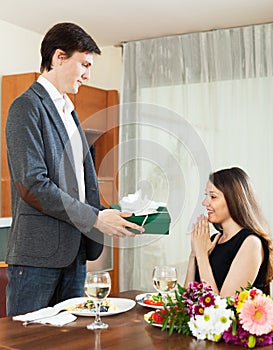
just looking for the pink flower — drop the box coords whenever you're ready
[240,294,273,336]
[200,292,216,308]
[193,304,204,316]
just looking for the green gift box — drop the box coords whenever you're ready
[110,205,171,234]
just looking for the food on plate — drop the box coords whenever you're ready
[140,293,176,307]
[144,310,168,325]
[143,294,164,307]
[66,299,117,313]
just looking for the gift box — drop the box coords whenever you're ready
[110,205,170,234]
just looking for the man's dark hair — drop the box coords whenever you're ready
[40,22,101,72]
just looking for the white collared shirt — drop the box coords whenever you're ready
[37,75,86,203]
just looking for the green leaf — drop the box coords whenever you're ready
[162,317,169,331]
[156,283,191,336]
[169,321,175,336]
[152,294,163,302]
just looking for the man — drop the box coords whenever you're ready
[5,22,144,316]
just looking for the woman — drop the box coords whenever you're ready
[184,167,273,297]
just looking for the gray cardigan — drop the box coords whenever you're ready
[5,81,103,267]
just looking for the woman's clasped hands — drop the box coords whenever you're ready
[191,215,220,258]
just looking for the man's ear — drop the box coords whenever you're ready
[52,49,66,66]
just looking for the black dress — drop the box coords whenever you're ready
[195,229,269,293]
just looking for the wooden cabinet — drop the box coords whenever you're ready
[1,73,40,218]
[1,73,120,293]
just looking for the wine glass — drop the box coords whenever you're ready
[152,265,177,301]
[85,271,111,330]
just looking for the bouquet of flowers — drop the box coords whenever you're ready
[223,285,273,347]
[145,281,273,348]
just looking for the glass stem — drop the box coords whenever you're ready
[162,293,167,304]
[94,330,102,350]
[94,301,101,324]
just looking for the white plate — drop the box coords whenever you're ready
[135,293,165,309]
[53,297,136,317]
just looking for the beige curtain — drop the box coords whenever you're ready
[118,23,273,294]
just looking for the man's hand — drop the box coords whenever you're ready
[94,209,145,237]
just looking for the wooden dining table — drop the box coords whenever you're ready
[0,290,272,350]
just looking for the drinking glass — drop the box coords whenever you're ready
[85,271,111,330]
[152,265,177,300]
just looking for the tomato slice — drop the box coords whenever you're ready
[150,310,167,324]
[143,299,163,306]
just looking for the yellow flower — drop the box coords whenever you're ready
[238,290,249,302]
[236,291,249,312]
[213,334,222,342]
[236,302,243,312]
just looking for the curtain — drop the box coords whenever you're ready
[118,23,273,293]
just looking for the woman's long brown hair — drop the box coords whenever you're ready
[209,167,273,286]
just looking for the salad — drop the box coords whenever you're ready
[65,299,116,313]
[143,294,165,307]
[137,293,177,309]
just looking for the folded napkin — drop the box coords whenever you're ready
[119,189,166,216]
[13,307,77,326]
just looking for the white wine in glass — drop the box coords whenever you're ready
[152,266,177,299]
[85,271,111,330]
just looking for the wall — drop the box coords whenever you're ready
[0,20,122,215]
[88,45,122,91]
